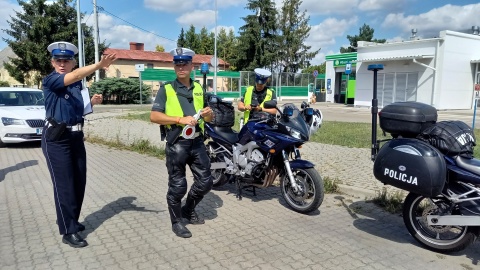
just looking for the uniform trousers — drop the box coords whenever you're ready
[42,127,86,235]
[165,136,213,224]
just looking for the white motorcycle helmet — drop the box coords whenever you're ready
[309,109,323,135]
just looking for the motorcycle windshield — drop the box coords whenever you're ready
[279,104,310,141]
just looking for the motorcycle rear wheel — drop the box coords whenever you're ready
[403,192,478,253]
[280,168,324,214]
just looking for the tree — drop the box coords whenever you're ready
[177,28,186,47]
[277,0,319,73]
[301,62,326,75]
[155,45,165,52]
[233,0,279,71]
[198,27,214,55]
[340,23,386,53]
[184,25,200,52]
[2,0,107,87]
[89,77,151,104]
[0,81,9,87]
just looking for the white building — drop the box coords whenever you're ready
[334,30,480,109]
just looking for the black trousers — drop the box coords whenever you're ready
[42,127,86,235]
[165,136,213,224]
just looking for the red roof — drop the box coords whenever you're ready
[104,48,229,67]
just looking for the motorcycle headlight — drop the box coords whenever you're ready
[1,117,26,126]
[286,126,302,139]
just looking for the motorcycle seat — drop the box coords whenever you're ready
[455,156,480,176]
[213,126,239,144]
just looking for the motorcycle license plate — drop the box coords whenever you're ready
[36,128,42,135]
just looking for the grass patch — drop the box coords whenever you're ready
[371,188,405,214]
[86,135,165,159]
[112,111,480,157]
[311,121,391,148]
[323,176,341,194]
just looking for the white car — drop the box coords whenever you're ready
[0,87,46,147]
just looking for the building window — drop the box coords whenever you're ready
[377,72,418,107]
[147,63,154,69]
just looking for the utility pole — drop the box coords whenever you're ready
[93,0,100,82]
[76,0,83,68]
[76,0,86,87]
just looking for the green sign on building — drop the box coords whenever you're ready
[326,52,357,67]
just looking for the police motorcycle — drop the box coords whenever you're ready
[204,96,324,214]
[368,65,480,253]
[299,101,323,136]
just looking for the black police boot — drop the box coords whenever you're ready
[182,195,205,225]
[172,222,192,238]
[62,233,88,248]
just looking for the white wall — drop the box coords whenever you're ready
[354,40,437,108]
[325,60,335,103]
[354,58,435,108]
[436,31,480,109]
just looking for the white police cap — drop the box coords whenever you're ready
[170,47,195,63]
[254,68,272,84]
[47,41,78,60]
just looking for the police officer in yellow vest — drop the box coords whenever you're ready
[150,47,214,238]
[238,68,277,122]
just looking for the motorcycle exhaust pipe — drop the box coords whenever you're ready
[210,162,227,170]
[427,215,480,226]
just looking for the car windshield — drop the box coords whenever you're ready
[0,90,44,106]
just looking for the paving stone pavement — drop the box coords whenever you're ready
[82,112,394,199]
[1,110,480,269]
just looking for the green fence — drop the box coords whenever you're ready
[141,68,324,99]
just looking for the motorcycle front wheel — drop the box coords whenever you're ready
[280,168,324,214]
[403,192,478,253]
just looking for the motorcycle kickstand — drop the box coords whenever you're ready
[235,178,243,201]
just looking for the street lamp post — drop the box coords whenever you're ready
[213,0,218,95]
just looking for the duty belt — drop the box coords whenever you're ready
[46,123,83,132]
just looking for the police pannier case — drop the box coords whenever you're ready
[373,138,446,197]
[379,102,437,138]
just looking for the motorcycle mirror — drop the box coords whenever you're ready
[301,101,308,109]
[263,100,277,109]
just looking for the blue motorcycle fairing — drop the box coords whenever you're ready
[444,156,480,185]
[289,159,315,169]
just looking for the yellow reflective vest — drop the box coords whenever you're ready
[165,82,204,132]
[243,86,273,123]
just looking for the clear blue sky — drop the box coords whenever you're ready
[1,0,480,65]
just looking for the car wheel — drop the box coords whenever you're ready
[0,138,6,148]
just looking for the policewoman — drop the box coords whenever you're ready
[238,68,277,123]
[42,41,116,248]
[150,47,214,238]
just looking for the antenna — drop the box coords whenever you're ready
[472,26,480,35]
[410,29,417,40]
